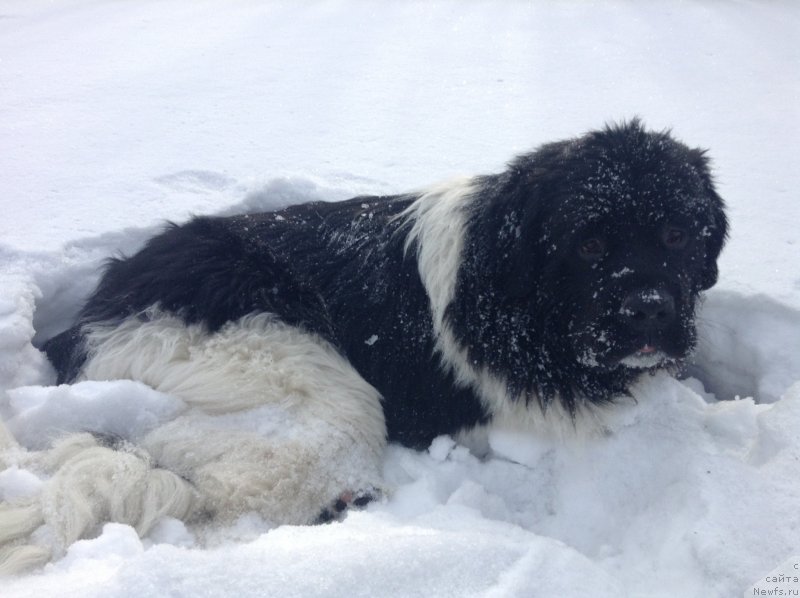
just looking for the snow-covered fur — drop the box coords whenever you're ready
[1,120,728,573]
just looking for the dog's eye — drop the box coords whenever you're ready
[662,226,688,249]
[579,237,605,261]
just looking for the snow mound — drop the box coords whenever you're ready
[2,377,799,596]
[691,291,800,404]
[6,381,186,450]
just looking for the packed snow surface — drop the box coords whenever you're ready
[1,1,799,596]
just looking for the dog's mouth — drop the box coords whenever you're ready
[579,334,686,371]
[618,344,672,369]
[572,305,696,371]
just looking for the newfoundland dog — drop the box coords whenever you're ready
[0,120,727,572]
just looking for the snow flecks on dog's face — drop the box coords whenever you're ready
[451,120,728,413]
[542,122,727,374]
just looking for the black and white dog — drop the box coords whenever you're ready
[1,120,727,571]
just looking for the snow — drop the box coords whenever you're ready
[1,1,799,596]
[5,381,186,450]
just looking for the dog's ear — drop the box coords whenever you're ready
[495,142,575,299]
[493,166,553,299]
[496,139,582,298]
[499,200,543,298]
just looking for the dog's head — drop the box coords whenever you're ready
[507,120,727,370]
[456,120,727,408]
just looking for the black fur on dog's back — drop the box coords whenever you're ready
[45,120,727,446]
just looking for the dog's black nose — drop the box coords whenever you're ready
[620,290,676,330]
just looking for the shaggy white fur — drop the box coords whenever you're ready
[0,311,386,574]
[401,178,489,394]
[401,178,476,347]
